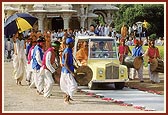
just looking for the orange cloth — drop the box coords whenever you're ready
[30,32,37,42]
[36,31,42,39]
[45,33,51,51]
[76,47,88,65]
[121,25,128,38]
[30,32,37,46]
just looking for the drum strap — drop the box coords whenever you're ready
[133,46,142,57]
[72,55,80,68]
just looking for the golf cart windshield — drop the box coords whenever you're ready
[89,38,118,59]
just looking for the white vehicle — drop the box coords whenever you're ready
[74,36,129,89]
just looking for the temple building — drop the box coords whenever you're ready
[4,3,119,33]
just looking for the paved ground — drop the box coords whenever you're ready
[3,61,146,113]
[79,86,165,111]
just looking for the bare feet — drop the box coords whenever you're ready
[64,95,71,104]
[18,82,23,86]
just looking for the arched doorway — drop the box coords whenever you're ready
[69,17,80,30]
[52,17,64,32]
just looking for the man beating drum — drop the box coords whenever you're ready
[118,38,132,79]
[143,39,162,84]
[118,38,132,64]
[130,39,144,82]
[60,37,78,104]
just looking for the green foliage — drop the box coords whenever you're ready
[113,4,164,37]
[149,33,157,40]
[98,15,105,25]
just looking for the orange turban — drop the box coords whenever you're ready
[134,39,139,45]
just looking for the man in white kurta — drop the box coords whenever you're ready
[12,33,27,85]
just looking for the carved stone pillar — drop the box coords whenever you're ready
[79,5,87,28]
[62,13,71,29]
[80,16,87,29]
[44,18,48,31]
[36,13,45,33]
[80,4,84,15]
[24,5,29,13]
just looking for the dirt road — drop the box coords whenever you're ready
[3,61,145,113]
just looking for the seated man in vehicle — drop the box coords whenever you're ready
[95,41,109,58]
[76,41,88,65]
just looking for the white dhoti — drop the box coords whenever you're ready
[12,39,27,84]
[30,69,40,89]
[12,54,26,82]
[60,72,78,98]
[131,64,143,81]
[26,62,33,82]
[148,64,160,83]
[43,69,55,98]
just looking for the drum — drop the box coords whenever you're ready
[123,56,143,70]
[53,66,62,84]
[150,58,164,73]
[75,65,93,86]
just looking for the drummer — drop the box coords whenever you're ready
[118,38,132,78]
[143,39,161,84]
[118,38,132,64]
[131,39,144,82]
[60,37,78,104]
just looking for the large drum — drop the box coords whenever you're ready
[150,58,164,73]
[75,65,93,86]
[123,56,143,70]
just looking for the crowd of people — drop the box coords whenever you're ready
[8,30,79,104]
[4,23,164,104]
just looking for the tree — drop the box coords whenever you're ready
[141,4,164,37]
[113,4,164,37]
